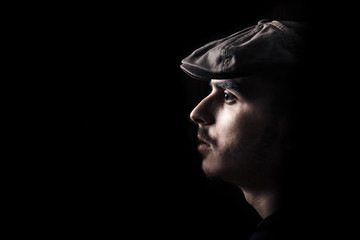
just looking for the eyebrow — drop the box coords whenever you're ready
[210,80,241,93]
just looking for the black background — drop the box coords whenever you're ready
[12,0,358,238]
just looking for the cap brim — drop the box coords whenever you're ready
[180,63,212,81]
[180,63,254,81]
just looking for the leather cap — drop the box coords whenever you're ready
[180,19,306,80]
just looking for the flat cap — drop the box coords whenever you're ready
[180,19,306,80]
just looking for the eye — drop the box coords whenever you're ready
[224,91,237,104]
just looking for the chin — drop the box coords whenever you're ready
[201,157,226,179]
[201,156,247,185]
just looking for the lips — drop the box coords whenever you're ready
[197,135,211,151]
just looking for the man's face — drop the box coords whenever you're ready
[190,76,287,188]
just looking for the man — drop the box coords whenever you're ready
[180,19,308,239]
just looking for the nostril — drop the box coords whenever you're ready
[193,116,206,124]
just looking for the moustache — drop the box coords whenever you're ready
[197,128,217,146]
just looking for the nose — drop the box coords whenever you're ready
[190,96,215,125]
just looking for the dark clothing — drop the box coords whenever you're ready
[248,210,285,240]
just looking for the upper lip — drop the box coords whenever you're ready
[197,135,211,146]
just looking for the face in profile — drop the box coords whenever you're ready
[190,75,291,189]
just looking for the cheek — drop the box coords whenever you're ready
[214,104,251,146]
[213,103,270,154]
[202,102,280,182]
[203,106,253,179]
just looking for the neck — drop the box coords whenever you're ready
[240,186,282,219]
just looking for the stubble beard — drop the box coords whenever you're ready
[200,130,278,186]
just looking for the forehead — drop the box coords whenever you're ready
[210,78,242,92]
